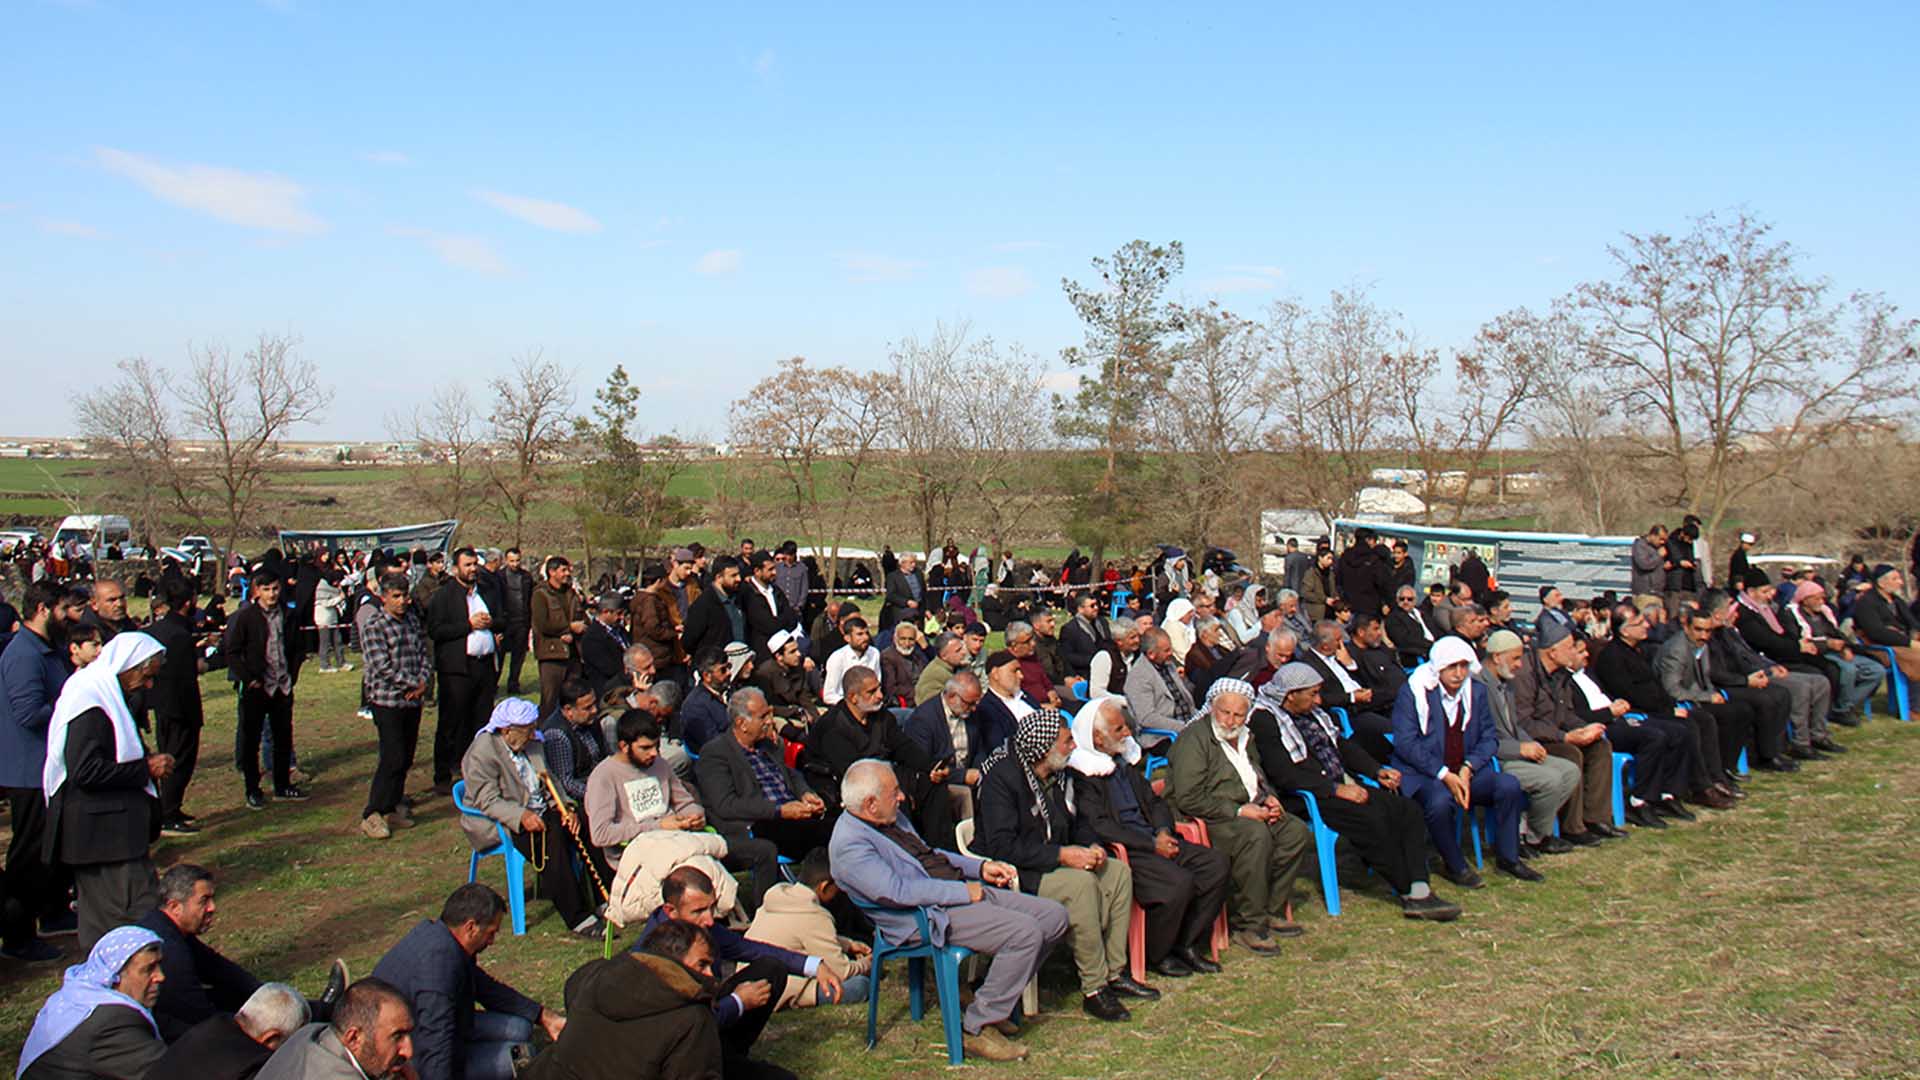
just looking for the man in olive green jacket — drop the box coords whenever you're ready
[1163,678,1310,955]
[531,558,587,713]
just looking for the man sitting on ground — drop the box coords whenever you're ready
[18,926,168,1080]
[526,921,721,1080]
[1163,679,1313,955]
[744,849,873,1010]
[976,708,1152,1022]
[369,884,563,1080]
[829,759,1070,1062]
[148,983,308,1080]
[1249,664,1460,920]
[255,979,414,1080]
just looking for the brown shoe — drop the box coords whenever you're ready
[963,1027,1029,1062]
[359,812,390,840]
[1231,929,1282,955]
[988,1018,1022,1038]
[1267,917,1306,937]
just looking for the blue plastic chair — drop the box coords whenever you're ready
[1609,753,1634,829]
[1871,645,1911,720]
[1109,589,1132,619]
[852,898,974,1065]
[451,780,528,935]
[1140,726,1179,780]
[1328,706,1353,739]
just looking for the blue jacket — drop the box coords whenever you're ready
[1388,680,1497,779]
[369,920,540,1080]
[828,810,982,948]
[966,691,1024,772]
[634,908,811,1026]
[1,626,69,789]
[679,684,730,750]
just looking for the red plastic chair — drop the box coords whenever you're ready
[1107,844,1148,982]
[1170,818,1230,961]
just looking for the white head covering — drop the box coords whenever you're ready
[480,696,543,739]
[1067,694,1139,777]
[1406,635,1480,735]
[43,632,164,799]
[17,925,161,1076]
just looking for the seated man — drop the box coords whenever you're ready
[1734,573,1847,753]
[1005,621,1064,709]
[585,710,705,863]
[976,708,1152,1022]
[256,979,414,1080]
[1296,620,1394,762]
[1785,580,1883,725]
[1390,637,1540,888]
[694,687,832,911]
[1163,679,1313,955]
[749,630,822,728]
[1122,629,1197,737]
[970,650,1031,763]
[1248,664,1460,920]
[680,649,736,751]
[139,863,347,1041]
[528,921,722,1080]
[460,699,603,938]
[820,615,880,707]
[1851,564,1920,719]
[1655,605,1788,776]
[18,926,168,1080]
[1566,636,1698,824]
[829,760,1070,1063]
[1029,608,1083,702]
[1071,696,1229,976]
[913,632,970,706]
[1510,621,1625,832]
[1480,631,1586,852]
[744,849,873,1010]
[803,667,955,848]
[148,983,308,1080]
[903,671,986,822]
[540,678,611,806]
[1087,617,1141,698]
[369,884,563,1080]
[635,867,835,1080]
[1593,606,1739,810]
[1348,613,1410,708]
[1704,589,1832,762]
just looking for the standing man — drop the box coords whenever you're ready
[360,572,432,840]
[683,557,746,663]
[0,581,73,960]
[577,596,631,692]
[426,548,499,797]
[1630,524,1668,604]
[740,552,798,660]
[147,576,206,836]
[497,549,535,696]
[631,562,687,687]
[225,570,306,809]
[530,556,585,714]
[880,552,925,632]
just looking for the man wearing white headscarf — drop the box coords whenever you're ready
[18,924,167,1080]
[1388,637,1538,889]
[1069,696,1229,978]
[43,632,174,950]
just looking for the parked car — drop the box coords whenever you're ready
[53,514,134,560]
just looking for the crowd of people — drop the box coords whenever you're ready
[3,521,1915,1078]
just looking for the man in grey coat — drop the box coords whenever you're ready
[257,980,414,1080]
[1630,524,1669,598]
[1480,631,1584,853]
[1122,629,1195,734]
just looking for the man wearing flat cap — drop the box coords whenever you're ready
[1509,617,1626,830]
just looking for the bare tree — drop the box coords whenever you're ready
[729,357,891,590]
[74,357,185,547]
[1577,210,1920,536]
[389,383,484,522]
[486,351,575,549]
[1388,310,1543,525]
[1144,301,1274,550]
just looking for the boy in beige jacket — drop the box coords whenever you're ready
[744,849,872,1009]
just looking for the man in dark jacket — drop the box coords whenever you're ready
[577,596,631,692]
[694,694,831,909]
[497,549,536,695]
[1594,605,1738,809]
[1734,573,1844,748]
[1853,565,1920,709]
[1335,529,1393,618]
[879,552,925,631]
[1249,665,1459,920]
[803,667,954,847]
[0,580,74,960]
[748,631,821,726]
[147,982,312,1080]
[224,571,306,807]
[739,552,799,660]
[683,557,746,662]
[680,650,734,750]
[974,707,1151,1023]
[1295,620,1393,763]
[425,548,499,794]
[1058,593,1108,681]
[1350,613,1409,705]
[140,864,257,1040]
[1069,696,1229,976]
[1386,585,1439,665]
[1704,589,1833,760]
[147,576,206,834]
[369,884,560,1080]
[529,921,723,1080]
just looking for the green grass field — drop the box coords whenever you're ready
[2,649,1917,1078]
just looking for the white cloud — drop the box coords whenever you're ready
[360,150,412,166]
[966,266,1033,298]
[695,249,742,276]
[38,219,105,238]
[93,146,324,234]
[991,240,1051,253]
[473,189,602,234]
[836,252,922,283]
[390,226,509,275]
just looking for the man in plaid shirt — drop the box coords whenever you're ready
[361,571,433,839]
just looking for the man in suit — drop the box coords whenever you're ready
[1703,589,1829,762]
[1389,636,1538,889]
[497,549,536,695]
[904,670,986,822]
[148,983,311,1080]
[739,552,798,660]
[1058,592,1109,681]
[1295,620,1393,762]
[1595,604,1740,809]
[682,557,746,663]
[1248,664,1460,920]
[694,689,831,910]
[1163,679,1312,955]
[425,548,501,796]
[1387,585,1439,665]
[1733,573,1845,756]
[225,570,307,807]
[1349,613,1409,703]
[829,759,1068,1062]
[970,651,1029,766]
[879,551,926,632]
[577,596,631,692]
[147,575,206,835]
[1121,628,1196,735]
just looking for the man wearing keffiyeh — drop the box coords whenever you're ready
[975,707,1154,1023]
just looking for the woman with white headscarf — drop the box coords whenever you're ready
[18,924,167,1080]
[44,632,172,951]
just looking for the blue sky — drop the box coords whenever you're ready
[3,2,1915,440]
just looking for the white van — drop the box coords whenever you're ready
[53,514,134,559]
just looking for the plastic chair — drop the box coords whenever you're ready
[1170,819,1231,959]
[851,898,974,1065]
[954,819,1040,1016]
[1110,589,1132,620]
[1140,726,1179,780]
[1107,845,1149,981]
[451,780,528,936]
[1327,706,1353,739]
[1871,645,1911,720]
[1609,752,1634,829]
[1295,791,1345,916]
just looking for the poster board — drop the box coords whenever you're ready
[1333,519,1635,616]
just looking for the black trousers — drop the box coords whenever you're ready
[1303,787,1429,895]
[1671,705,1723,789]
[1694,699,1753,778]
[364,705,422,817]
[908,780,957,852]
[1345,711,1394,765]
[720,958,796,1080]
[501,626,529,693]
[154,715,201,820]
[720,817,834,910]
[434,657,497,784]
[1606,717,1691,801]
[1722,685,1789,761]
[1127,840,1231,963]
[2,786,70,947]
[237,687,293,795]
[509,807,595,929]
